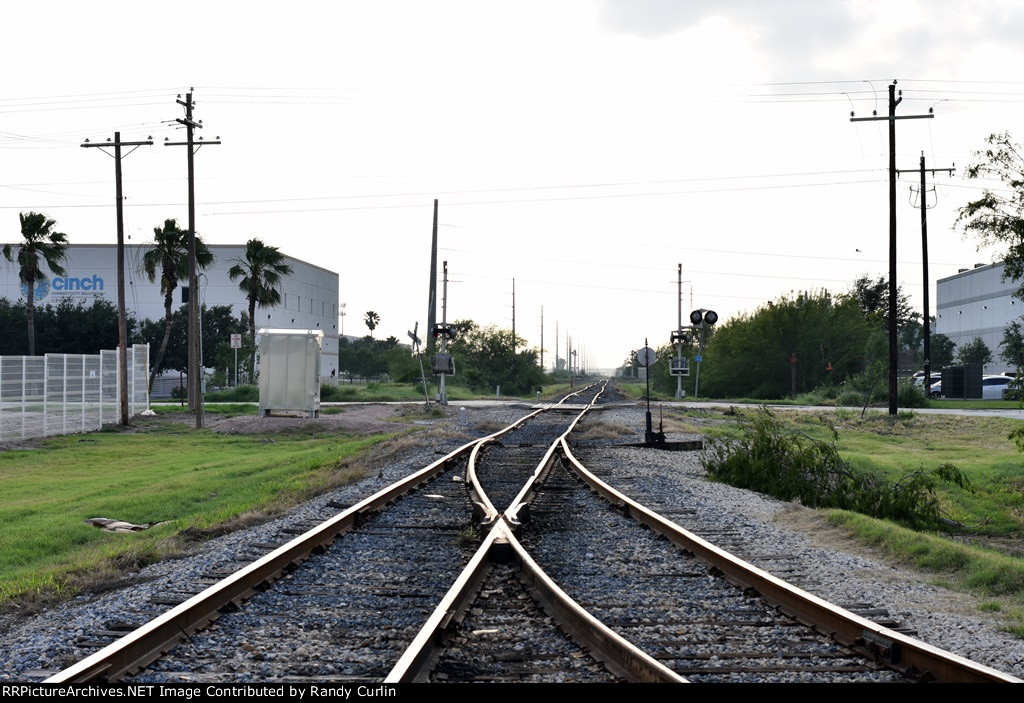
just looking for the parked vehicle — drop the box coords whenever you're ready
[930,375,1011,400]
[983,375,1012,399]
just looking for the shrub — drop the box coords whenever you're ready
[204,384,258,402]
[897,379,928,408]
[836,391,864,407]
[702,407,971,529]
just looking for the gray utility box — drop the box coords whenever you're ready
[257,329,323,417]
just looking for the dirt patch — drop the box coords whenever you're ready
[206,404,449,436]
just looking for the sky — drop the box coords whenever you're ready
[4,0,1024,372]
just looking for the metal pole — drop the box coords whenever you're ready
[644,338,652,444]
[81,355,86,433]
[63,355,68,435]
[21,357,26,439]
[676,264,684,399]
[439,261,448,406]
[694,325,704,399]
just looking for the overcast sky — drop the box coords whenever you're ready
[4,1,1024,370]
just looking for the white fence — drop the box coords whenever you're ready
[0,344,149,441]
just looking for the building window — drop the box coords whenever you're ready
[181,286,190,304]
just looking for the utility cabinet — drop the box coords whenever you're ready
[257,329,323,417]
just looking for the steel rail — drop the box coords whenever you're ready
[466,381,605,526]
[46,387,605,684]
[465,407,545,526]
[383,519,504,683]
[384,520,686,683]
[557,439,1023,684]
[503,381,606,527]
[45,430,494,683]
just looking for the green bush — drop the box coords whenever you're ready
[836,390,865,407]
[702,407,971,529]
[897,379,928,408]
[204,384,258,402]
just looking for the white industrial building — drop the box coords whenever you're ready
[935,261,1020,374]
[0,243,340,381]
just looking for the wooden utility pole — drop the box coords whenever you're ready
[540,306,544,369]
[511,278,516,352]
[81,132,152,425]
[427,199,439,360]
[897,152,954,390]
[851,80,933,415]
[165,91,220,429]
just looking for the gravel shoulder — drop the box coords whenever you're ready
[1,400,1021,681]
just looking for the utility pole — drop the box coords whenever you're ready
[439,261,450,406]
[540,306,544,369]
[165,90,220,429]
[427,199,439,360]
[511,278,516,352]
[897,152,954,391]
[81,132,152,426]
[555,321,559,372]
[851,80,933,416]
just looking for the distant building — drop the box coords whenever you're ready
[0,243,340,381]
[935,261,1019,374]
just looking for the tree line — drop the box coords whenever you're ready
[623,128,1024,400]
[623,273,1021,401]
[337,316,552,397]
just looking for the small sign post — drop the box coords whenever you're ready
[638,342,657,444]
[231,333,242,386]
[408,322,431,410]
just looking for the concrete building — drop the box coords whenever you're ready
[0,243,340,381]
[935,261,1020,374]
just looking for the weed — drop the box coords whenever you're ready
[455,525,479,546]
[1000,622,1024,638]
[703,407,972,530]
[573,422,637,441]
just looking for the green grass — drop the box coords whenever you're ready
[684,404,1024,620]
[612,378,1024,411]
[200,380,600,405]
[0,418,398,610]
[825,511,1024,603]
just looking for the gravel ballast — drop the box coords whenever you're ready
[0,400,1021,682]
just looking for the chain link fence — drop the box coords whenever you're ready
[0,344,149,441]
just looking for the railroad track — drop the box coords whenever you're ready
[44,382,1021,684]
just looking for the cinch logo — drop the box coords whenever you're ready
[52,275,104,292]
[20,278,50,301]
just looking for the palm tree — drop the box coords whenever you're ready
[140,219,214,391]
[364,310,380,337]
[3,212,69,355]
[228,238,294,344]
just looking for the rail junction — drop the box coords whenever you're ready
[42,382,1022,684]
